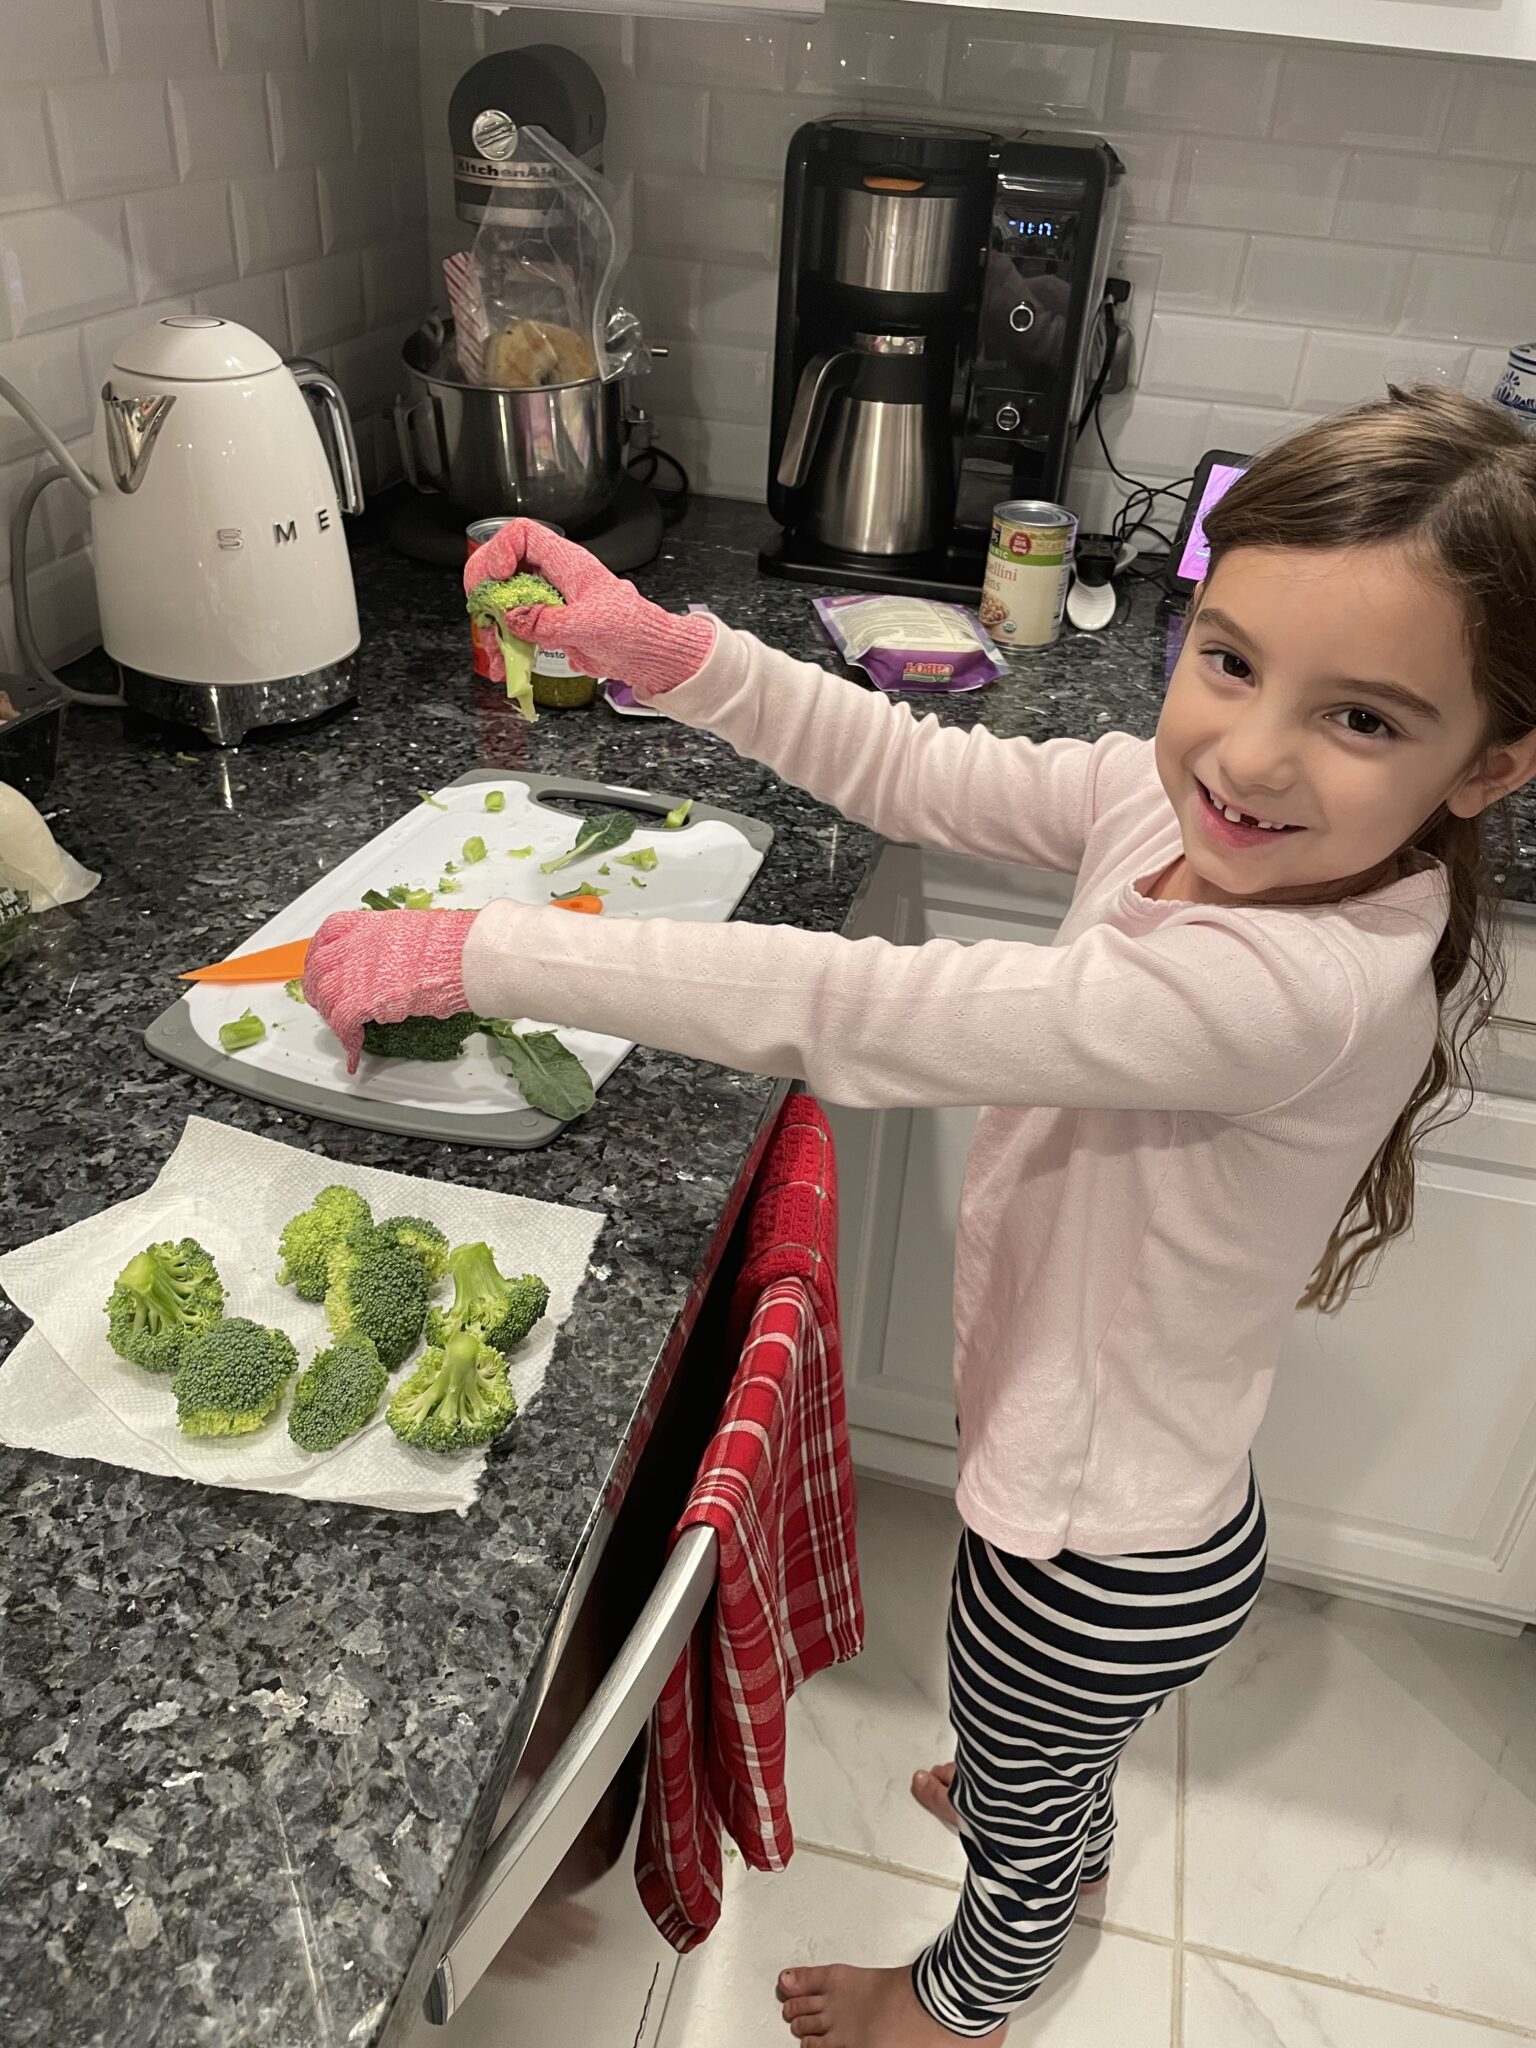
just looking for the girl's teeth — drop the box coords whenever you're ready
[1223,805,1244,822]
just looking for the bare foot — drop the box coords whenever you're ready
[911,1761,1109,1897]
[776,1961,1006,2045]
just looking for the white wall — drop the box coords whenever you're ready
[421,0,1535,536]
[0,0,427,670]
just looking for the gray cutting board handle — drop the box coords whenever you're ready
[144,769,773,1152]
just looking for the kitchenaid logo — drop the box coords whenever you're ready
[215,509,333,550]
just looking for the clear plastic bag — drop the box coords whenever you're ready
[468,123,648,390]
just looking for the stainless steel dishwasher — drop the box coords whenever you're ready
[403,1196,756,2048]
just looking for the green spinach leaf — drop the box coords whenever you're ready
[481,1022,596,1121]
[539,809,636,874]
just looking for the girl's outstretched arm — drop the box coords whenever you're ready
[465,519,1125,876]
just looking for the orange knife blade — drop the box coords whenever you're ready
[181,938,313,985]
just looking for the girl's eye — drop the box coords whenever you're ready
[1333,706,1396,740]
[1202,647,1252,681]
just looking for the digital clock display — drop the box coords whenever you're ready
[1010,217,1058,239]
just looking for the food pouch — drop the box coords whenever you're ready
[813,595,1007,693]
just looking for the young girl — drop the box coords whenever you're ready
[306,387,1536,2047]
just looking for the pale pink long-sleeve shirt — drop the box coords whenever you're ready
[464,624,1449,1555]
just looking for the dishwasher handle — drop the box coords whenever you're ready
[428,1523,718,2025]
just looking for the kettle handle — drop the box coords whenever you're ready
[776,349,857,492]
[288,359,364,516]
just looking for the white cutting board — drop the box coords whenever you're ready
[146,773,770,1148]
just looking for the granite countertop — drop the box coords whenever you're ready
[1,495,1530,2048]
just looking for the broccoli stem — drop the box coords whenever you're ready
[494,617,539,724]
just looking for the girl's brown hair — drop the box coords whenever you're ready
[1201,384,1536,1311]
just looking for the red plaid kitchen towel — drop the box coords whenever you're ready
[635,1094,863,1952]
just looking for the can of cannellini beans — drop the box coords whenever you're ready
[979,500,1077,649]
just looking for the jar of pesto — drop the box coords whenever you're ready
[531,645,599,708]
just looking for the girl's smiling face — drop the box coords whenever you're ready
[1154,541,1536,906]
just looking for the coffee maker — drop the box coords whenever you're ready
[761,120,1123,599]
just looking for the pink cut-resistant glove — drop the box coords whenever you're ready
[303,908,477,1074]
[464,518,716,697]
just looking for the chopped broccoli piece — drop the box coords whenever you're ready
[467,573,565,723]
[438,876,463,894]
[278,1185,372,1302]
[506,846,533,859]
[105,1238,225,1376]
[484,790,506,813]
[550,881,606,901]
[363,883,434,911]
[0,887,32,974]
[173,1318,297,1437]
[425,1240,549,1355]
[325,1228,428,1370]
[418,791,447,810]
[219,1010,265,1052]
[374,1214,450,1284]
[387,1329,517,1453]
[287,1335,389,1452]
[616,847,659,871]
[663,799,693,830]
[461,836,487,865]
[284,978,307,1004]
[361,1012,479,1062]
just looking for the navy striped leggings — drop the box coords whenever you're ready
[913,1473,1267,2035]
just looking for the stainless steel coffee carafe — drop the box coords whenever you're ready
[775,334,947,557]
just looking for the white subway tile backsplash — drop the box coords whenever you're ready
[101,0,217,75]
[635,19,785,93]
[319,157,397,253]
[391,155,427,231]
[1464,345,1516,400]
[0,94,60,217]
[1239,235,1410,332]
[1272,47,1453,151]
[362,236,429,330]
[706,92,805,182]
[232,165,321,273]
[0,0,108,83]
[1401,252,1536,346]
[3,200,135,334]
[1102,133,1180,224]
[1142,311,1305,405]
[1205,403,1312,453]
[1123,224,1244,313]
[194,270,291,353]
[267,67,345,168]
[791,7,946,101]
[0,456,59,573]
[19,546,99,666]
[0,330,91,465]
[655,415,768,502]
[286,250,365,354]
[1335,153,1517,252]
[1443,63,1536,162]
[482,7,628,71]
[945,25,1108,121]
[630,257,701,339]
[127,179,237,295]
[304,0,384,62]
[42,436,94,557]
[1503,174,1536,262]
[48,78,177,201]
[1294,329,1471,412]
[606,82,710,177]
[211,0,307,70]
[1173,138,1344,238]
[636,175,778,265]
[1093,391,1210,476]
[170,73,274,181]
[330,326,402,414]
[1107,34,1279,141]
[350,61,421,156]
[649,341,769,426]
[696,263,778,347]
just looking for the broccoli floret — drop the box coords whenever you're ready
[287,1335,389,1452]
[278,1185,372,1302]
[373,1214,450,1284]
[361,1012,480,1062]
[173,1318,297,1437]
[0,887,32,974]
[106,1238,225,1376]
[386,1329,517,1453]
[324,1228,428,1370]
[425,1240,549,1356]
[467,573,564,723]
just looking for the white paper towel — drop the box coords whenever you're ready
[0,1116,604,1514]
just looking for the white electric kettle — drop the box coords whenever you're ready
[8,316,363,745]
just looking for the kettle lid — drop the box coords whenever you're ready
[111,315,283,382]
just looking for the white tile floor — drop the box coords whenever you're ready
[657,1478,1536,2047]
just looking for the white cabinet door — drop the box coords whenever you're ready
[1258,1095,1536,1626]
[833,846,1536,1623]
[905,0,1536,63]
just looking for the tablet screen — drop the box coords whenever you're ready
[1176,460,1247,583]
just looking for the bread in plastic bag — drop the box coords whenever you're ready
[0,781,100,908]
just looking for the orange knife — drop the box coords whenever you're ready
[180,894,605,984]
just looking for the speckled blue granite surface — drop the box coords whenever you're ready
[4,496,1533,2048]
